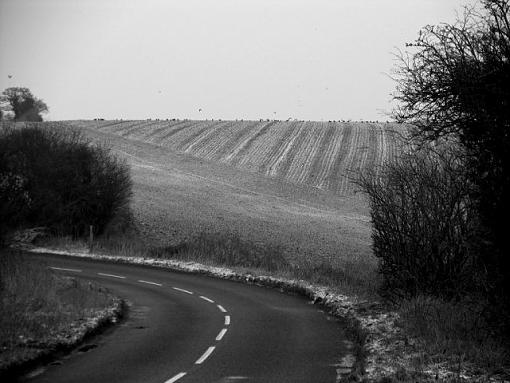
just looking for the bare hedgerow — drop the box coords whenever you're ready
[358,143,480,301]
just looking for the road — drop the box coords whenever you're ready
[22,253,349,383]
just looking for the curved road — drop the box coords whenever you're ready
[22,253,348,383]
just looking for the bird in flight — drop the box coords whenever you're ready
[8,74,12,79]
[198,108,202,112]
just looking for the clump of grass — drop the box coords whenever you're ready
[289,256,379,298]
[397,295,509,376]
[151,232,289,273]
[0,249,114,368]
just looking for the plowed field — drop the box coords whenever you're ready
[69,120,403,195]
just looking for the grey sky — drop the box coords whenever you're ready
[0,0,467,121]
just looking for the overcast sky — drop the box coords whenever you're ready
[0,0,468,121]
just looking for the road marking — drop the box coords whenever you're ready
[216,328,228,341]
[172,287,193,295]
[138,280,163,287]
[164,372,187,383]
[217,304,227,313]
[195,346,215,364]
[98,272,126,279]
[199,296,214,303]
[224,315,230,325]
[49,267,82,273]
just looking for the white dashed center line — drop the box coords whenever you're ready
[98,272,126,279]
[217,304,227,313]
[172,287,193,295]
[138,280,163,287]
[49,267,82,272]
[48,266,230,383]
[195,346,216,364]
[199,296,214,303]
[215,328,228,341]
[164,372,187,383]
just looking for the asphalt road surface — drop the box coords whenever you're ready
[21,253,348,383]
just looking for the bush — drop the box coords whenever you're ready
[0,123,132,240]
[358,143,479,300]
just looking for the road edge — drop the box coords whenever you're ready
[0,294,127,381]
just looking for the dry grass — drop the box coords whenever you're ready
[0,248,115,369]
[396,296,509,378]
[150,232,289,272]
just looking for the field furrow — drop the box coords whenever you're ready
[194,121,239,160]
[267,122,305,177]
[295,123,327,185]
[105,120,141,135]
[239,122,293,172]
[159,121,204,147]
[365,124,380,176]
[259,121,299,175]
[119,120,159,138]
[312,122,343,189]
[141,120,188,141]
[284,123,318,184]
[229,121,277,167]
[185,121,230,155]
[170,121,220,150]
[322,123,353,193]
[213,121,260,163]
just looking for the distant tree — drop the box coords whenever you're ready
[0,87,48,122]
[393,0,510,333]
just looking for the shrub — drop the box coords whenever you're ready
[0,123,132,239]
[358,143,479,300]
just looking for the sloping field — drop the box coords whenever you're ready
[69,120,404,195]
[52,120,406,295]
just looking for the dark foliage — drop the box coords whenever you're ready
[359,144,480,301]
[0,123,132,240]
[393,0,510,335]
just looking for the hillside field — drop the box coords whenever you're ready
[63,120,405,295]
[70,119,404,195]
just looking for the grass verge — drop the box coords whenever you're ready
[0,248,125,379]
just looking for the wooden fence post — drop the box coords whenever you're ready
[89,225,94,253]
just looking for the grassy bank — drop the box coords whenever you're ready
[0,248,121,375]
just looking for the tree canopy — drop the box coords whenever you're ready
[0,87,48,122]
